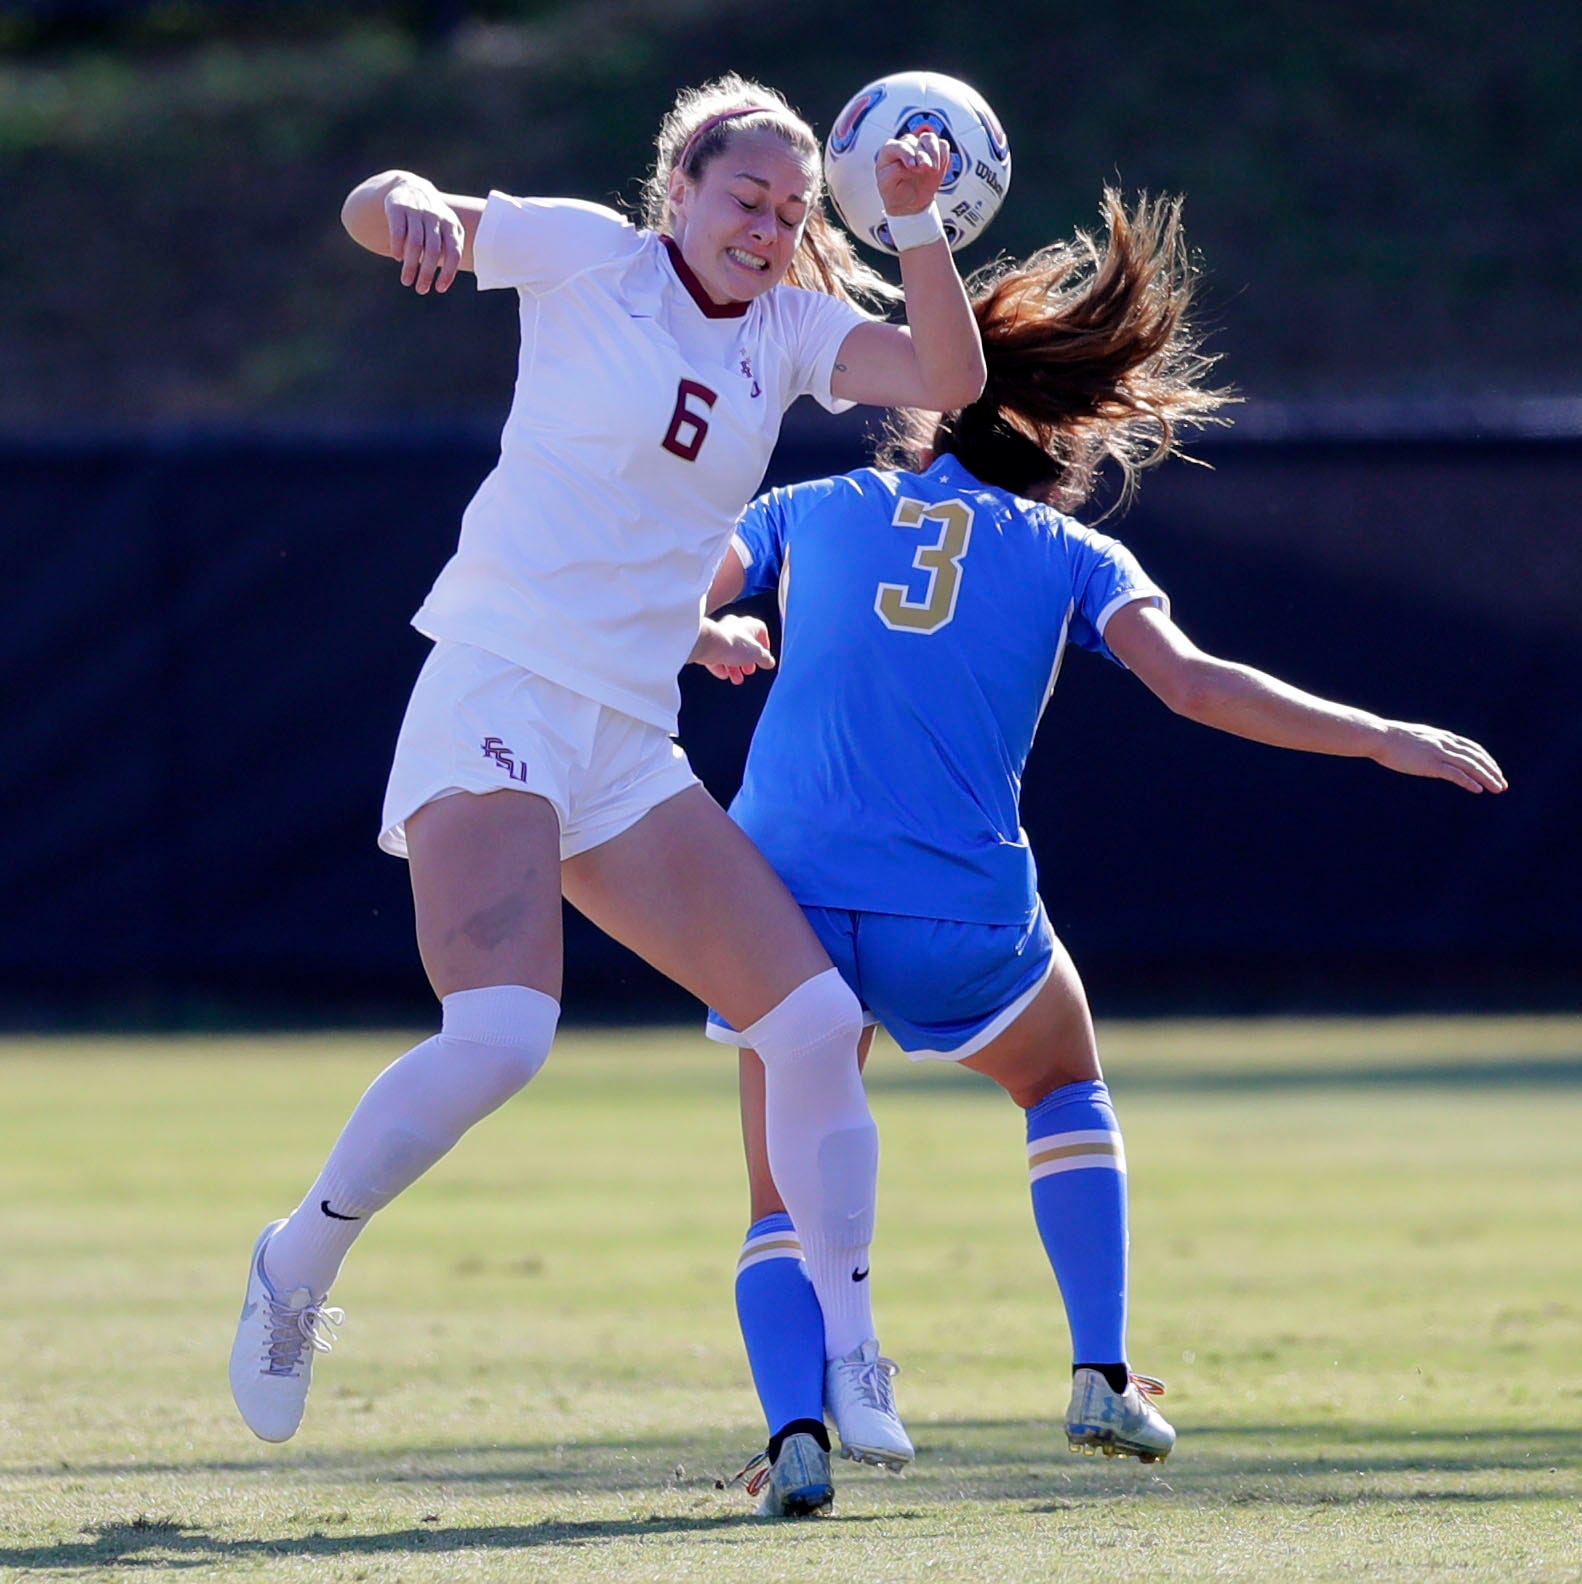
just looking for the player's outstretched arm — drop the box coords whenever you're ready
[1106,601,1508,794]
[341,170,486,295]
[829,130,987,413]
[688,613,775,685]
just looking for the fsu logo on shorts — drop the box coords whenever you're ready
[482,735,530,783]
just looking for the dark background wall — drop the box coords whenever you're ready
[5,413,1574,1027]
[1,0,1577,1025]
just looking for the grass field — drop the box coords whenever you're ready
[2,1016,1579,1582]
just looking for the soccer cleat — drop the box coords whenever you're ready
[1064,1368,1176,1463]
[824,1339,914,1472]
[724,1433,836,1518]
[228,1219,345,1443]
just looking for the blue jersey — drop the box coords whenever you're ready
[726,455,1166,925]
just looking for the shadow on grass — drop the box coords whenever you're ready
[0,1510,873,1572]
[5,1419,1576,1506]
[916,1418,1581,1502]
[2,1420,1574,1569]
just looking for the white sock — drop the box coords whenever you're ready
[265,985,559,1295]
[746,968,878,1359]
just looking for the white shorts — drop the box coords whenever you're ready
[379,640,700,861]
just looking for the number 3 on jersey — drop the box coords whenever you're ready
[875,497,975,634]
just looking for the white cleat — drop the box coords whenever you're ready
[825,1339,914,1472]
[228,1219,344,1443]
[725,1433,836,1518]
[1065,1368,1176,1463]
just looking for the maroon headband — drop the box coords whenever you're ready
[676,105,774,173]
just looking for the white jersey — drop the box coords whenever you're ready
[410,194,871,731]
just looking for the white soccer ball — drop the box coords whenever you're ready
[824,70,1011,255]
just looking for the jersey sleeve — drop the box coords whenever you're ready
[472,194,645,291]
[1064,523,1169,668]
[777,287,874,414]
[728,487,794,598]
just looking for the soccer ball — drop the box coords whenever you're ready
[824,70,1011,255]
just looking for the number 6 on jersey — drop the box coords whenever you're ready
[875,497,975,634]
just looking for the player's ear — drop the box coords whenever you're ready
[666,171,691,226]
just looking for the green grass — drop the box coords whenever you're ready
[2,1017,1579,1582]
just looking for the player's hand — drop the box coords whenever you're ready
[690,614,776,685]
[385,178,465,295]
[1374,722,1508,793]
[875,129,951,216]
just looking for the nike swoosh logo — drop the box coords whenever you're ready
[320,1200,361,1221]
[851,1267,870,1283]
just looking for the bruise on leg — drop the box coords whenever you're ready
[453,881,535,953]
[407,790,564,1000]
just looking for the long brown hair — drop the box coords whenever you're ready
[640,73,899,311]
[885,189,1234,514]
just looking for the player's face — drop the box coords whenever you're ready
[668,130,815,304]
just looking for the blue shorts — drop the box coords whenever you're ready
[706,901,1056,1062]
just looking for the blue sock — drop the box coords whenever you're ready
[1025,1080,1129,1366]
[734,1212,827,1439]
